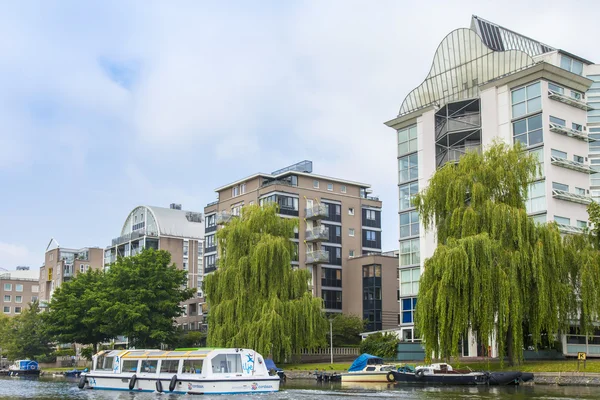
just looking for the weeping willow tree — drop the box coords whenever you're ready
[414,141,571,365]
[204,204,328,362]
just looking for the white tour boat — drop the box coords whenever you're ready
[79,347,280,395]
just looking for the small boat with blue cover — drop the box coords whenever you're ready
[8,360,41,376]
[341,354,397,383]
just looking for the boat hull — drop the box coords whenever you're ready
[83,374,280,394]
[7,370,41,376]
[391,371,488,385]
[341,372,391,383]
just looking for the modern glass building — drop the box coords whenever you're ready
[386,15,599,357]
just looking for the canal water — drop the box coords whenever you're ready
[0,376,599,399]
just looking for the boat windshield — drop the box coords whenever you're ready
[211,354,242,374]
[95,356,114,371]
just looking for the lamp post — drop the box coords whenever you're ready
[329,318,333,364]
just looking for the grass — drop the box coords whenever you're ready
[282,360,600,373]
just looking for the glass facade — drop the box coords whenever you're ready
[511,82,541,118]
[398,125,418,155]
[400,267,420,296]
[513,114,543,147]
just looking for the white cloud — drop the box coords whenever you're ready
[0,242,38,270]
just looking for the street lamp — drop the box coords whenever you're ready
[329,318,333,364]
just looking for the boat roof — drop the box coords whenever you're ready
[96,348,221,359]
[348,354,384,372]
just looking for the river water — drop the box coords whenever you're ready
[0,377,598,400]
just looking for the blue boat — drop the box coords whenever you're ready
[64,368,88,378]
[265,359,286,381]
[8,360,40,376]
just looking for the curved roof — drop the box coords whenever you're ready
[120,205,204,239]
[398,28,535,117]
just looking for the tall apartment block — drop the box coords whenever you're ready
[104,204,205,330]
[1,266,39,316]
[204,161,395,324]
[385,16,600,356]
[39,239,104,305]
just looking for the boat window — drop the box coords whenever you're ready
[96,356,114,371]
[365,367,376,371]
[183,359,203,374]
[141,360,158,373]
[211,354,242,374]
[160,360,180,374]
[122,360,139,373]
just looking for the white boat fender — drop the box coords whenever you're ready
[78,376,87,389]
[415,370,425,379]
[128,374,137,390]
[386,372,396,383]
[156,380,163,393]
[169,375,178,392]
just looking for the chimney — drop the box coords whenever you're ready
[170,203,182,210]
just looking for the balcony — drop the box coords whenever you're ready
[111,229,158,247]
[549,123,594,142]
[215,211,235,225]
[556,223,587,235]
[306,249,329,264]
[305,226,329,242]
[552,189,592,205]
[548,90,593,111]
[550,156,595,174]
[305,204,328,220]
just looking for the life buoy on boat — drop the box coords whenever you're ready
[415,369,425,379]
[386,371,396,383]
[78,376,87,389]
[129,374,137,390]
[156,380,163,393]
[169,375,178,392]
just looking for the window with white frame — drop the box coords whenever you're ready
[349,249,355,257]
[572,122,583,132]
[232,186,239,197]
[530,147,544,179]
[526,181,546,214]
[513,114,543,147]
[183,241,189,258]
[231,204,242,216]
[399,182,419,210]
[366,209,377,220]
[31,296,38,303]
[400,211,419,238]
[553,182,569,191]
[400,267,420,296]
[551,149,567,159]
[15,295,22,303]
[511,82,541,118]
[398,125,418,155]
[577,220,588,228]
[550,116,566,126]
[240,183,246,194]
[548,82,564,94]
[399,153,418,184]
[3,306,9,314]
[327,183,333,191]
[348,207,355,216]
[401,298,417,324]
[14,307,21,314]
[15,284,23,292]
[554,216,570,225]
[3,295,10,302]
[313,180,319,189]
[348,228,355,237]
[400,238,420,267]
[4,283,11,291]
[341,185,347,193]
[560,55,583,75]
[574,154,584,163]
[576,187,586,196]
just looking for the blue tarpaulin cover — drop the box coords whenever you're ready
[348,354,383,372]
[265,358,283,372]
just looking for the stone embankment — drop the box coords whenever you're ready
[285,370,600,385]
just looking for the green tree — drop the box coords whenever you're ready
[359,332,398,359]
[103,249,195,348]
[2,302,53,360]
[330,314,365,347]
[46,269,110,352]
[205,204,328,362]
[171,330,207,348]
[414,142,571,365]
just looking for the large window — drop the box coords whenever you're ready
[526,181,546,214]
[511,82,541,118]
[553,182,569,191]
[513,114,543,147]
[400,267,420,296]
[554,216,570,225]
[212,354,242,374]
[551,149,567,159]
[400,211,419,238]
[322,290,342,310]
[183,359,203,374]
[398,125,418,155]
[400,238,420,267]
[122,360,139,373]
[321,268,342,288]
[399,153,418,183]
[399,182,419,210]
[560,55,584,75]
[401,298,417,324]
[530,147,544,179]
[160,360,179,374]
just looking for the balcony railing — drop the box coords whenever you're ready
[552,189,593,205]
[111,229,158,247]
[216,211,235,225]
[548,90,593,111]
[549,123,593,142]
[306,249,329,264]
[305,204,328,220]
[305,226,329,242]
[550,156,594,174]
[556,223,587,235]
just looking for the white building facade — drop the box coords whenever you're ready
[386,16,599,357]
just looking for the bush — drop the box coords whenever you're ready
[359,332,398,359]
[54,349,76,357]
[80,346,94,361]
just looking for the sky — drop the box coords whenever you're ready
[1,0,599,270]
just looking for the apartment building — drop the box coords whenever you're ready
[104,204,205,330]
[385,15,599,356]
[39,239,104,305]
[1,266,40,316]
[203,160,383,316]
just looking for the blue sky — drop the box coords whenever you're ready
[1,0,599,270]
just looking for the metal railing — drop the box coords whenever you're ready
[306,249,329,264]
[305,204,328,219]
[305,225,329,242]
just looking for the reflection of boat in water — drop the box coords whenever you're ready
[391,363,534,386]
[340,381,396,390]
[80,348,280,394]
[341,354,397,383]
